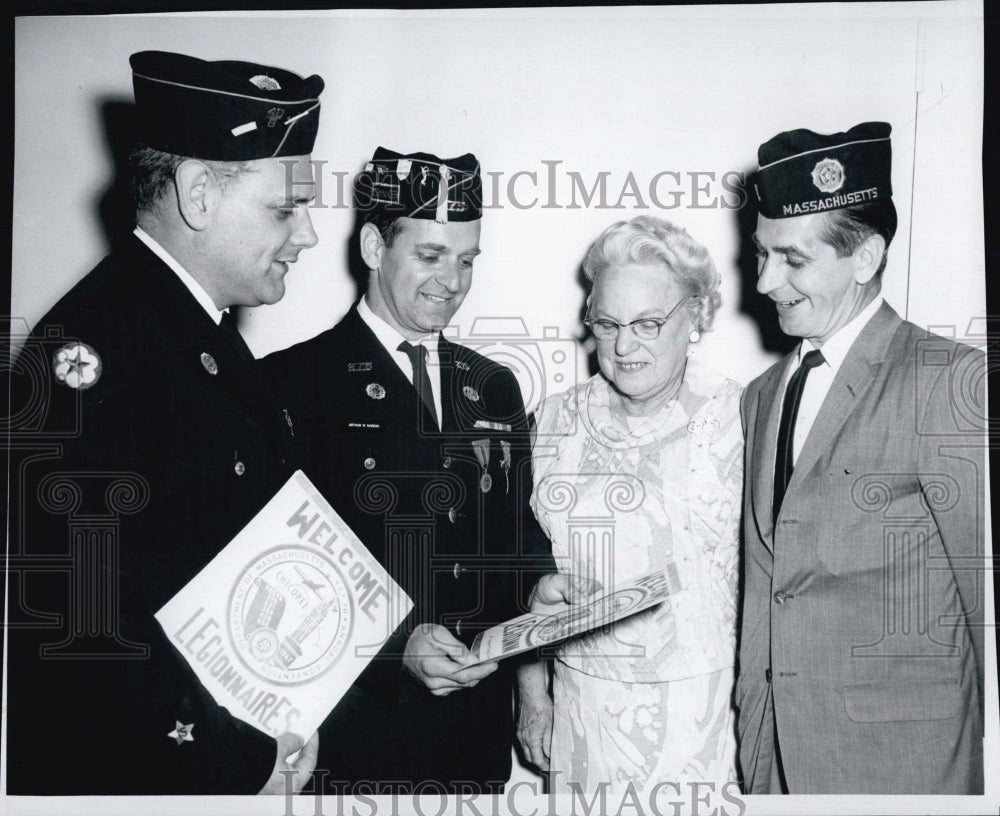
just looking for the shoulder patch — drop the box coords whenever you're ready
[52,342,102,390]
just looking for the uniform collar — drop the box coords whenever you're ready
[133,226,227,325]
[357,295,439,354]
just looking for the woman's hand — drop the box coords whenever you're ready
[529,572,602,614]
[516,660,553,772]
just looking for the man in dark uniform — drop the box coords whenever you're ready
[6,50,324,794]
[263,147,555,792]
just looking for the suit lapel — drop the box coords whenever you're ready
[751,359,791,548]
[786,302,902,502]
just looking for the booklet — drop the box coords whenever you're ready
[467,565,678,666]
[155,470,412,739]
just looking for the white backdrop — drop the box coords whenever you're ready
[12,3,985,406]
[7,4,991,815]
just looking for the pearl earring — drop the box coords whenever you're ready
[689,329,701,344]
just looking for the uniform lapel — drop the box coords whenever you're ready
[785,302,902,501]
[340,307,435,433]
[438,335,466,434]
[126,238,287,438]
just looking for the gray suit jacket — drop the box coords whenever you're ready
[737,302,984,794]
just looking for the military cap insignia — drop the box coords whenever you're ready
[462,386,480,402]
[266,107,285,127]
[167,721,194,745]
[366,383,386,400]
[200,352,219,375]
[52,342,101,390]
[811,158,845,193]
[249,74,282,91]
[231,121,257,137]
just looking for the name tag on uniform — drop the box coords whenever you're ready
[473,420,511,432]
[345,421,385,432]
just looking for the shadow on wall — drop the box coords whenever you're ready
[576,260,599,380]
[734,168,797,357]
[344,165,374,306]
[95,99,139,254]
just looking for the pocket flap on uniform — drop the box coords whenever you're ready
[843,679,961,723]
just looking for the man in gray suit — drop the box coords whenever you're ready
[737,122,985,793]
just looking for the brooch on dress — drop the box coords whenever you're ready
[686,415,720,438]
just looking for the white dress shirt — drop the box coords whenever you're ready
[357,296,443,426]
[781,295,884,464]
[134,226,227,325]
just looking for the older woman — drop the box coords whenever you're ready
[517,215,742,792]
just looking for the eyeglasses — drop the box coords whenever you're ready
[584,297,691,341]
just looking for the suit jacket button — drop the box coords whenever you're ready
[774,591,788,605]
[453,562,464,579]
[455,620,463,636]
[363,457,376,470]
[234,461,245,476]
[443,457,453,469]
[448,508,457,523]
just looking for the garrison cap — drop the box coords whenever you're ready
[130,50,324,161]
[754,122,892,219]
[356,147,482,224]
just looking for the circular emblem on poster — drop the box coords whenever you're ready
[524,586,650,649]
[811,157,845,193]
[228,545,353,685]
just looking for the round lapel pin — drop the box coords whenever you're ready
[200,352,219,375]
[52,342,102,390]
[463,385,480,402]
[366,383,386,400]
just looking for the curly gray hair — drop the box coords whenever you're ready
[582,215,722,332]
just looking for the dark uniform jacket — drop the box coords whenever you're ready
[262,305,554,791]
[7,236,296,794]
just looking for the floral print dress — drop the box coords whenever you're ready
[530,359,743,792]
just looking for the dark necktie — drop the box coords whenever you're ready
[773,349,825,521]
[398,340,437,427]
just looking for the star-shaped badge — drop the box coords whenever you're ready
[52,342,102,390]
[168,720,194,745]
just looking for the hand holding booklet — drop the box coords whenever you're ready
[466,566,678,666]
[155,471,412,740]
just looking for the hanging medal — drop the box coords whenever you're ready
[499,440,511,495]
[471,438,492,493]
